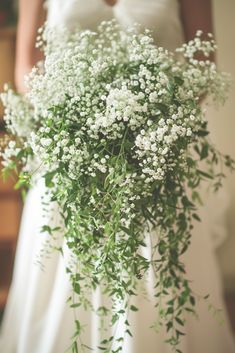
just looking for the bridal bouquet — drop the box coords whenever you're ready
[1,21,233,352]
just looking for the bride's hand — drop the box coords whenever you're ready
[15,64,32,94]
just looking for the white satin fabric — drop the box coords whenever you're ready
[47,0,184,51]
[0,1,235,352]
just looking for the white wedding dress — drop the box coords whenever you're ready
[0,1,235,353]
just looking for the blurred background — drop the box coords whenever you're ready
[0,0,234,333]
[0,0,21,313]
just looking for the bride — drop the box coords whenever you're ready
[0,1,235,352]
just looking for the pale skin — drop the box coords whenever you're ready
[15,0,46,93]
[15,0,214,93]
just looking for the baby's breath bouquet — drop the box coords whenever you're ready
[1,21,234,353]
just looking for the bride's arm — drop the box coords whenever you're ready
[179,0,215,63]
[15,0,46,93]
[179,0,214,42]
[179,0,215,102]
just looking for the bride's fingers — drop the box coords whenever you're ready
[14,67,32,94]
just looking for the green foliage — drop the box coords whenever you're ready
[0,21,234,353]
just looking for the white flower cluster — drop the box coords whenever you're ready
[0,140,20,167]
[1,88,35,138]
[88,87,148,138]
[1,21,231,350]
[1,21,228,233]
[2,21,228,198]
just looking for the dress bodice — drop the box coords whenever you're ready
[47,0,185,51]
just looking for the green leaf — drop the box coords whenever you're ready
[166,307,174,314]
[72,342,78,353]
[155,103,168,114]
[112,314,119,325]
[166,321,173,332]
[181,196,194,209]
[100,339,108,345]
[120,226,133,236]
[190,296,196,306]
[175,76,184,86]
[175,317,184,326]
[200,144,209,160]
[204,294,210,300]
[192,213,201,222]
[71,303,81,308]
[118,309,125,314]
[44,170,57,187]
[112,347,123,353]
[75,320,81,334]
[196,130,209,137]
[158,240,166,255]
[176,329,185,337]
[81,343,93,350]
[130,305,139,312]
[186,157,195,168]
[74,283,81,295]
[192,191,203,205]
[21,189,27,202]
[14,173,30,190]
[125,329,133,337]
[185,307,195,314]
[197,169,213,180]
[41,225,53,234]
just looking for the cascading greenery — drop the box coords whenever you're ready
[1,21,234,353]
